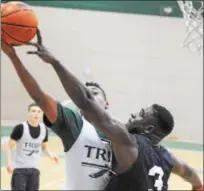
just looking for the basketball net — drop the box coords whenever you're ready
[177,1,203,53]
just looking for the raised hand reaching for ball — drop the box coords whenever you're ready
[27,29,59,65]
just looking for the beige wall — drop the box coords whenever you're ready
[1,7,203,142]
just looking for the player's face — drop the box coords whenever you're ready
[127,106,156,134]
[28,106,43,124]
[87,86,109,110]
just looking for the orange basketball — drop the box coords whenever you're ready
[1,1,38,45]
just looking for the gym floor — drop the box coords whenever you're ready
[1,136,203,190]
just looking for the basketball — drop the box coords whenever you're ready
[1,1,38,45]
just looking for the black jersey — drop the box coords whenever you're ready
[105,134,173,191]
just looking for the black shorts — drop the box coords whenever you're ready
[11,168,40,191]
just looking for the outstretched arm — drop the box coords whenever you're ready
[50,61,138,171]
[27,32,134,145]
[51,58,133,144]
[1,41,57,123]
[171,154,203,190]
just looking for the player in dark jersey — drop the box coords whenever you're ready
[104,107,203,191]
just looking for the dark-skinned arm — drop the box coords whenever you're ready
[51,60,134,144]
[50,59,138,172]
[26,30,135,145]
[1,42,57,123]
[171,154,203,190]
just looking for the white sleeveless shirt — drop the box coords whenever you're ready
[13,121,46,169]
[64,119,113,190]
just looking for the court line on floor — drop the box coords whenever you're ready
[168,148,203,154]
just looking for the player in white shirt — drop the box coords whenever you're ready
[5,103,59,191]
[2,34,113,190]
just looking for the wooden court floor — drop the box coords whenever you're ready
[1,137,203,190]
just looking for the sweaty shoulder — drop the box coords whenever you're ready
[43,102,83,152]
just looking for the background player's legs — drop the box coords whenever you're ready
[11,169,28,191]
[26,168,40,191]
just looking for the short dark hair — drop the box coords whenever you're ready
[153,104,174,134]
[28,103,39,111]
[85,81,107,101]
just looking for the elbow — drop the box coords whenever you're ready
[32,96,42,105]
[31,93,46,107]
[41,143,46,150]
[41,146,46,153]
[26,85,46,105]
[42,148,46,153]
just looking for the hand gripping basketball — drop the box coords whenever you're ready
[27,29,58,65]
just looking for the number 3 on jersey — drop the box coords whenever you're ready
[148,165,164,190]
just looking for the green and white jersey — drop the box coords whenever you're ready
[44,103,112,190]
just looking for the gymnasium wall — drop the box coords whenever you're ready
[1,5,203,143]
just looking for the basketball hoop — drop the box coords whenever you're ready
[177,1,203,53]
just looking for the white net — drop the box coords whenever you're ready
[177,1,203,53]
